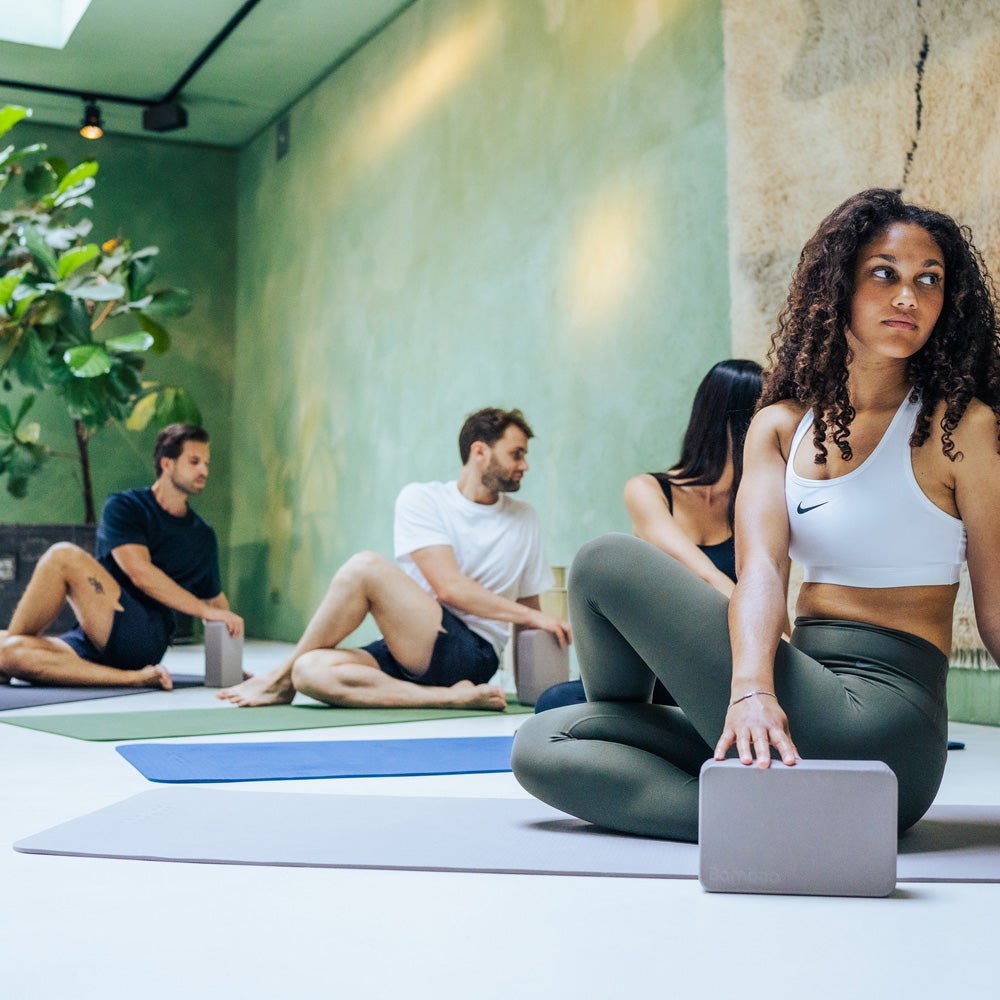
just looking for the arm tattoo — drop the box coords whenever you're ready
[88,576,105,595]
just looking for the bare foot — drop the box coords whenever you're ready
[448,680,507,711]
[130,664,173,690]
[217,670,295,707]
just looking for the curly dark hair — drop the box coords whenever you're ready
[760,188,1000,463]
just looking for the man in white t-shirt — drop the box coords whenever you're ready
[218,408,570,710]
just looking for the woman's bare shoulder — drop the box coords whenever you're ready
[750,399,809,441]
[944,399,1000,455]
[623,472,666,505]
[624,471,662,493]
[933,397,1000,452]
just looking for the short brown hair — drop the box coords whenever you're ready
[153,423,209,478]
[458,408,534,464]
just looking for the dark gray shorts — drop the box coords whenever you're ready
[362,606,499,687]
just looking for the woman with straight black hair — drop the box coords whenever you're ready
[533,359,763,712]
[513,188,1000,841]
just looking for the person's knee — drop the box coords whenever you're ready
[290,650,326,689]
[38,541,90,575]
[290,649,355,697]
[511,713,559,793]
[0,634,37,677]
[568,533,636,598]
[334,550,395,589]
[0,635,15,675]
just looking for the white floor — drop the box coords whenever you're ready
[1,641,998,1000]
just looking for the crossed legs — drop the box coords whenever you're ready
[0,543,171,689]
[512,534,732,840]
[512,533,946,840]
[217,551,505,709]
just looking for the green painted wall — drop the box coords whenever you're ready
[231,0,731,641]
[0,123,238,563]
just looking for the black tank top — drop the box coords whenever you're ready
[650,473,737,582]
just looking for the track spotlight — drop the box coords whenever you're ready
[142,101,188,133]
[80,101,103,139]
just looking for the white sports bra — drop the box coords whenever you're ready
[785,393,967,587]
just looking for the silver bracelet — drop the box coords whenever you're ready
[729,690,777,708]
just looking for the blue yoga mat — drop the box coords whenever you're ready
[116,734,515,782]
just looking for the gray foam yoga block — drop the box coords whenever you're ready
[514,628,569,705]
[203,620,243,687]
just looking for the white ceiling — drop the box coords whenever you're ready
[0,0,416,147]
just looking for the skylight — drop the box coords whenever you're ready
[0,1,93,49]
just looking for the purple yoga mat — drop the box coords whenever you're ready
[0,674,203,711]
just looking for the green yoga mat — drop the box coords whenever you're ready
[0,698,531,741]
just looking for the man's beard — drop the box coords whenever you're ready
[171,474,205,496]
[481,461,521,493]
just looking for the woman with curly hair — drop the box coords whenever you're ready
[511,188,1000,841]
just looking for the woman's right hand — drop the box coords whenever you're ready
[714,692,800,768]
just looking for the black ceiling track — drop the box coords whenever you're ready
[0,0,264,111]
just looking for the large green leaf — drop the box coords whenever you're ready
[23,162,59,197]
[112,357,144,396]
[19,224,59,279]
[104,331,154,354]
[127,254,157,300]
[57,297,92,345]
[2,328,49,388]
[144,287,191,319]
[51,183,95,211]
[152,385,202,427]
[137,312,171,354]
[11,393,37,432]
[66,279,125,302]
[125,391,158,430]
[64,343,112,378]
[46,157,69,183]
[54,160,98,197]
[28,291,69,327]
[0,268,24,308]
[57,243,100,279]
[0,105,29,139]
[0,141,45,171]
[12,288,41,320]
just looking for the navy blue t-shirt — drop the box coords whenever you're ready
[96,488,222,628]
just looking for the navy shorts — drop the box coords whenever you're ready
[362,606,499,687]
[57,588,172,671]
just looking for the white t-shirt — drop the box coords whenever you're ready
[394,481,555,656]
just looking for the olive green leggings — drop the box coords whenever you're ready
[511,534,949,842]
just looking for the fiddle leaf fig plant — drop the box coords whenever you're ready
[0,105,201,522]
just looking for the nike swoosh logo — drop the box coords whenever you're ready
[796,500,829,514]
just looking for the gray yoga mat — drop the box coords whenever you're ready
[14,788,1000,883]
[0,674,203,711]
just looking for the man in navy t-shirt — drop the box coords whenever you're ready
[0,425,242,690]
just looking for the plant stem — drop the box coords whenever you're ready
[90,298,117,331]
[74,419,96,524]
